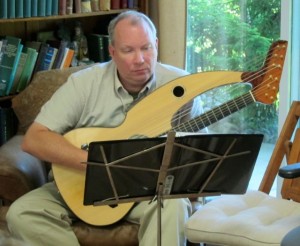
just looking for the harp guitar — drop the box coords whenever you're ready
[52,40,287,226]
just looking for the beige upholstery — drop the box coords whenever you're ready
[185,190,300,246]
[184,101,300,246]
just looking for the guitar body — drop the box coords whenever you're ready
[52,71,243,226]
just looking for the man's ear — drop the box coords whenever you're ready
[108,44,114,58]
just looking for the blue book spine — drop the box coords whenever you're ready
[15,0,24,18]
[23,0,31,17]
[0,0,8,19]
[46,0,52,16]
[38,0,46,16]
[7,0,15,18]
[31,0,37,17]
[52,0,58,15]
[127,0,134,8]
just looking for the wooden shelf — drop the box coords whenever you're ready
[0,9,132,23]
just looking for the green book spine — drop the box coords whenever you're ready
[10,50,28,94]
[52,0,58,15]
[7,0,15,18]
[23,0,31,17]
[31,0,37,16]
[15,0,24,18]
[0,0,8,19]
[87,34,110,63]
[5,43,23,95]
[46,0,52,16]
[17,47,37,92]
[38,0,46,16]
[0,36,21,96]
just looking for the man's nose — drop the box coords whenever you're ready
[134,50,145,63]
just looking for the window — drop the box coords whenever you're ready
[186,0,281,191]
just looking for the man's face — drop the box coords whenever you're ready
[109,18,158,93]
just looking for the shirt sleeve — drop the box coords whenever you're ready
[35,73,86,134]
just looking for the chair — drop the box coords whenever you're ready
[184,100,300,246]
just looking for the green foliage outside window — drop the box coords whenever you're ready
[186,0,281,143]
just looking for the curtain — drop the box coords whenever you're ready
[148,0,187,69]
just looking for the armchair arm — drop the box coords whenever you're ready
[278,163,300,179]
[0,135,48,205]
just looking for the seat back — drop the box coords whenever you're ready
[259,101,300,200]
[281,128,300,201]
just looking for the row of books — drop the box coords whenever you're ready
[0,31,111,97]
[59,0,138,15]
[0,36,76,97]
[0,0,59,19]
[0,0,139,19]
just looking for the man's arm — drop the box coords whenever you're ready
[22,122,87,171]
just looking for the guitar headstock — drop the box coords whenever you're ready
[241,40,288,104]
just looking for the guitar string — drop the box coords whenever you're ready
[139,41,286,137]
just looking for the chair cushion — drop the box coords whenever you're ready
[185,190,300,246]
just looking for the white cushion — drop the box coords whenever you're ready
[185,190,300,246]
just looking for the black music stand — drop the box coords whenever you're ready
[84,132,263,246]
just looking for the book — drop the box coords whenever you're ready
[66,0,73,14]
[48,47,58,69]
[23,0,31,18]
[59,0,66,15]
[7,0,15,18]
[120,0,127,9]
[99,0,110,10]
[91,0,99,12]
[87,33,110,63]
[25,41,42,52]
[15,0,24,18]
[0,108,18,146]
[81,0,92,13]
[31,0,38,17]
[9,49,28,94]
[74,0,81,13]
[0,39,7,64]
[127,0,134,8]
[38,0,46,16]
[0,0,7,19]
[60,48,74,68]
[17,47,38,92]
[52,0,59,15]
[0,36,22,96]
[32,42,49,74]
[40,46,57,71]
[51,40,68,69]
[111,0,120,9]
[5,43,24,95]
[46,0,53,16]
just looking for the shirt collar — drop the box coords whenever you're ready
[114,68,156,98]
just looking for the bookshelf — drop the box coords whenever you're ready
[0,1,149,102]
[0,1,148,40]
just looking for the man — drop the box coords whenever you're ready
[6,10,201,246]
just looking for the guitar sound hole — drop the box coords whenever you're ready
[173,86,185,97]
[109,204,118,208]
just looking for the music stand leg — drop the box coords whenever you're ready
[157,185,164,246]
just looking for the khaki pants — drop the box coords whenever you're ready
[6,182,191,246]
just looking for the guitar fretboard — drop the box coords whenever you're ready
[170,91,256,133]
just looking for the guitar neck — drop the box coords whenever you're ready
[174,91,256,133]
